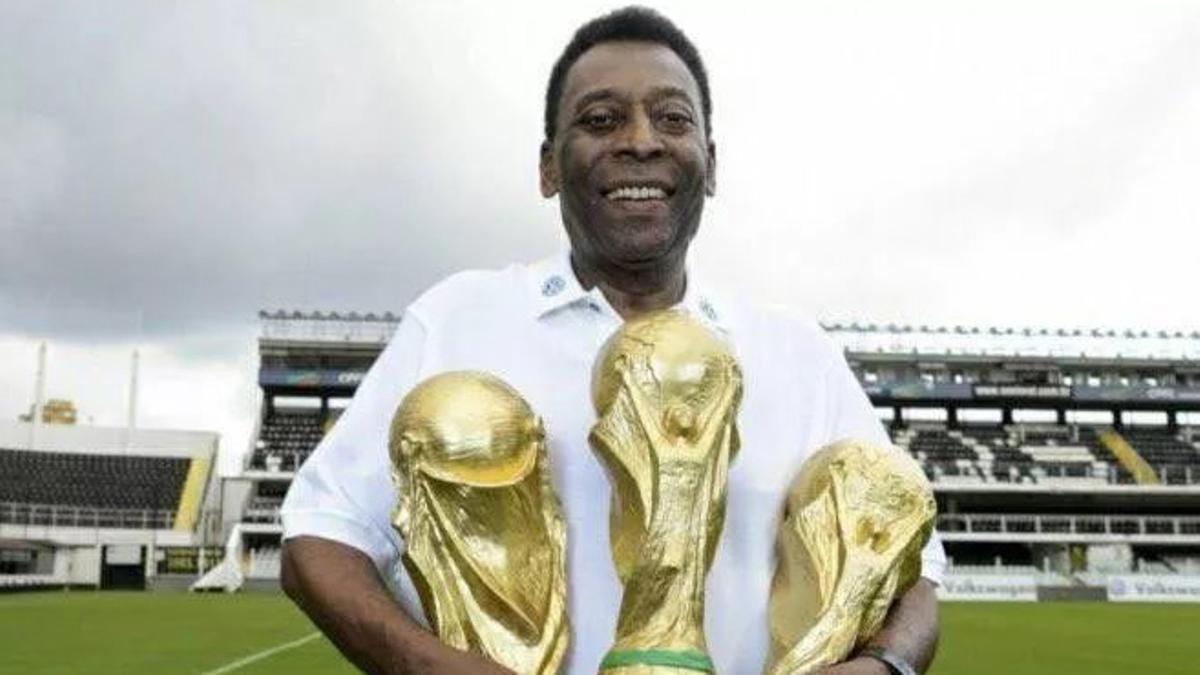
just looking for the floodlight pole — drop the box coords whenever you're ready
[125,349,139,452]
[30,342,47,450]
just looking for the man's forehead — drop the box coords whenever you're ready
[560,41,702,109]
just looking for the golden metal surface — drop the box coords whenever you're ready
[589,310,743,674]
[765,440,936,674]
[389,371,569,674]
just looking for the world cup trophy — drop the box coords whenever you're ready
[389,371,570,674]
[589,310,743,674]
[765,440,936,674]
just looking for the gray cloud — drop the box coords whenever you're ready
[0,2,558,341]
[3,1,1199,351]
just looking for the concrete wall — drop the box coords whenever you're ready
[0,523,196,547]
[66,546,101,585]
[0,420,217,460]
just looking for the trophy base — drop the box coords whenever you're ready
[599,649,715,674]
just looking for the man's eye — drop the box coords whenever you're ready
[582,111,619,130]
[659,111,694,130]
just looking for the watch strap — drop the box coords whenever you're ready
[860,647,918,675]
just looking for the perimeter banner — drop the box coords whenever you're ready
[937,574,1038,602]
[258,368,367,388]
[1105,575,1200,602]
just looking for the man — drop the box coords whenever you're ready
[281,7,944,674]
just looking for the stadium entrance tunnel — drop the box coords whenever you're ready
[100,544,146,590]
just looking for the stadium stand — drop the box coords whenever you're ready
[0,449,189,529]
[1,449,188,511]
[198,310,396,591]
[243,481,288,524]
[249,409,325,473]
[1120,427,1200,485]
[889,424,1146,486]
[830,321,1200,600]
[0,420,219,591]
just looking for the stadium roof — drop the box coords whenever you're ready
[824,322,1200,361]
[257,309,401,322]
[254,310,1200,360]
[258,309,401,345]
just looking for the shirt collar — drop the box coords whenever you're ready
[527,249,731,334]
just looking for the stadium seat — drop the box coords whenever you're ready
[0,449,188,529]
[890,423,1153,486]
[250,409,326,473]
[1121,427,1200,485]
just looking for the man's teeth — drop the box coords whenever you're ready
[606,186,668,201]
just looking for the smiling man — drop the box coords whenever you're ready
[280,7,944,674]
[539,34,714,318]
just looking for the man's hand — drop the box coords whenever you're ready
[865,577,940,672]
[281,535,514,674]
[816,577,940,675]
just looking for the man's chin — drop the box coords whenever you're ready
[604,246,679,272]
[604,226,679,264]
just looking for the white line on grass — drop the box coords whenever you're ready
[201,631,322,674]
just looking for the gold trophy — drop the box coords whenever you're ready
[765,440,936,674]
[589,310,743,674]
[389,371,569,674]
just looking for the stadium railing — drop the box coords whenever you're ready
[893,423,1200,486]
[0,501,175,530]
[938,512,1200,538]
[0,574,69,591]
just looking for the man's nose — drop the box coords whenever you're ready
[614,109,665,159]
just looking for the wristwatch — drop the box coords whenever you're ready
[860,647,918,675]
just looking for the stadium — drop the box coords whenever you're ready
[2,311,1199,674]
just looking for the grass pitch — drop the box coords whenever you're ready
[0,591,1197,674]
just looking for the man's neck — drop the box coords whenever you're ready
[570,252,687,321]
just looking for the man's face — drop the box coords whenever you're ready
[541,41,715,273]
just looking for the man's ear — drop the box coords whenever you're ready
[705,139,717,197]
[539,139,559,198]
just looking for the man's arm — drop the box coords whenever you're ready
[817,578,940,675]
[281,536,513,675]
[278,314,501,673]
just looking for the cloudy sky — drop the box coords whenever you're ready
[2,1,1198,473]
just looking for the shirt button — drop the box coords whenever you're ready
[542,276,565,297]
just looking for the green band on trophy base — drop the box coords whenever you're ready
[600,649,715,672]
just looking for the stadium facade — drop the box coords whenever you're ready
[193,310,400,591]
[833,322,1200,601]
[0,419,220,592]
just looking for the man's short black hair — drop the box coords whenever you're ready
[543,6,712,142]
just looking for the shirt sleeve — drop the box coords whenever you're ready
[280,313,427,574]
[823,346,948,586]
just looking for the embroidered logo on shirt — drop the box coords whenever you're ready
[542,275,566,297]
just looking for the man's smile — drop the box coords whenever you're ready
[602,181,673,202]
[600,180,674,216]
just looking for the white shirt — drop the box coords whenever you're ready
[282,251,946,674]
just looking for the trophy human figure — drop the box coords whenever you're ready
[589,311,743,674]
[389,371,569,674]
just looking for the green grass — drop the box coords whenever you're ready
[930,602,1200,675]
[0,591,353,675]
[0,592,1197,674]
